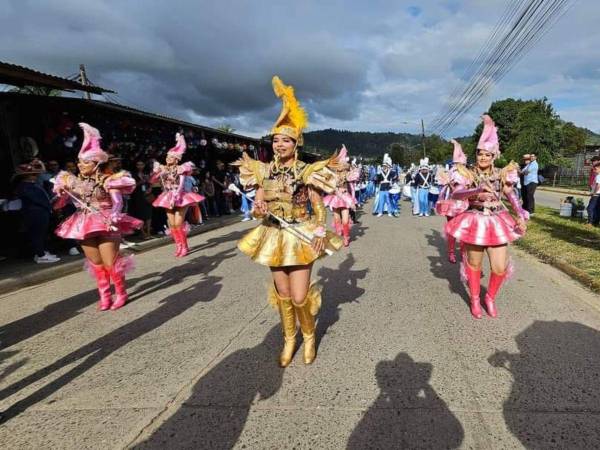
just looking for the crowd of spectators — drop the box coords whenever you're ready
[2,109,263,263]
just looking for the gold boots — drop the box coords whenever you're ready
[293,283,322,365]
[269,285,297,367]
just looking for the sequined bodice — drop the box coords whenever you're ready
[262,162,310,222]
[72,176,111,210]
[159,166,180,191]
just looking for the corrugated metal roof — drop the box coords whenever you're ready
[0,61,114,94]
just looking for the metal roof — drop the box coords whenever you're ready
[0,61,115,94]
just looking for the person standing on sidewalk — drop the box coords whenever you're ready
[14,160,61,264]
[586,161,600,227]
[53,123,142,311]
[234,76,342,367]
[522,153,539,215]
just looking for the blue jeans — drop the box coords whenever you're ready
[588,195,600,225]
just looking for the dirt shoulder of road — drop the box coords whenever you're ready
[538,186,591,196]
[515,206,600,293]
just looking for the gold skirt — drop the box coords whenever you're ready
[238,220,343,267]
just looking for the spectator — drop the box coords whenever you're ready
[14,160,60,264]
[130,161,154,239]
[65,160,78,175]
[586,161,600,227]
[201,171,218,217]
[522,153,538,215]
[39,160,60,195]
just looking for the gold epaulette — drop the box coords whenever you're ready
[302,158,337,194]
[232,152,268,188]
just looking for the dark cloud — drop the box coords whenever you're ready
[0,0,599,135]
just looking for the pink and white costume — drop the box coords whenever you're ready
[53,123,141,311]
[444,115,529,319]
[151,133,204,257]
[151,134,205,209]
[323,145,359,246]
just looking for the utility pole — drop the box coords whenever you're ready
[421,118,426,158]
[79,64,91,100]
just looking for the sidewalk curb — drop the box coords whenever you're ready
[515,240,600,294]
[538,186,591,196]
[0,215,243,296]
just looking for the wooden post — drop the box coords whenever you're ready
[79,64,91,100]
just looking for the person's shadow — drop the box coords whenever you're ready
[0,249,235,423]
[425,229,470,308]
[135,325,285,449]
[347,352,464,449]
[316,253,368,348]
[489,320,600,449]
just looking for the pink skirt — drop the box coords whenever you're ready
[445,209,523,246]
[153,191,205,209]
[323,192,356,210]
[56,211,143,241]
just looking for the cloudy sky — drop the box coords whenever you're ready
[1,0,599,138]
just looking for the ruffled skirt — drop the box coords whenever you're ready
[445,209,523,246]
[323,192,356,210]
[238,220,343,267]
[56,211,143,240]
[153,191,205,209]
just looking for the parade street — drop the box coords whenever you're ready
[1,205,599,449]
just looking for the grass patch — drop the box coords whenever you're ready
[515,206,600,293]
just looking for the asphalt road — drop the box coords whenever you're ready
[1,203,600,449]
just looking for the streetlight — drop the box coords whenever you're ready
[398,119,427,158]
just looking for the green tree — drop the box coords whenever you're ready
[216,124,236,134]
[9,85,62,96]
[560,121,586,156]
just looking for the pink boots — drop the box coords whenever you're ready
[342,223,350,247]
[89,261,112,311]
[171,227,189,257]
[484,271,507,318]
[464,262,482,319]
[109,257,128,310]
[447,235,457,264]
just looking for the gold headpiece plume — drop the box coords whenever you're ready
[270,76,308,146]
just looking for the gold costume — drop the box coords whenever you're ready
[235,76,342,366]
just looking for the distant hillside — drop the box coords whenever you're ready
[584,128,600,146]
[303,129,423,158]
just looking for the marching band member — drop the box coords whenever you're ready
[53,123,142,311]
[446,115,529,319]
[234,76,342,367]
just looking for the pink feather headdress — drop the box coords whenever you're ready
[167,133,186,159]
[477,114,500,157]
[450,139,467,164]
[78,123,109,163]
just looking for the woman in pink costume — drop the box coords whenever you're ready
[436,139,469,263]
[151,133,204,257]
[323,145,359,247]
[445,115,529,319]
[53,123,142,311]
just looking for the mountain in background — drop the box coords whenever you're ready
[303,129,423,158]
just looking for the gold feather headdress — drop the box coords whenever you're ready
[270,76,308,146]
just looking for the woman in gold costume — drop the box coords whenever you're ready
[235,76,342,367]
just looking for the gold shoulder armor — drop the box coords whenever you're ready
[302,158,337,194]
[232,152,268,188]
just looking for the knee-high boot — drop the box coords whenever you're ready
[293,283,322,364]
[464,262,482,319]
[179,227,189,257]
[171,227,182,257]
[342,222,350,247]
[88,260,112,311]
[268,285,296,367]
[447,235,457,263]
[110,257,129,310]
[484,271,506,318]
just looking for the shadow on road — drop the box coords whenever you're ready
[316,253,368,348]
[135,325,284,449]
[347,352,464,449]
[0,248,235,423]
[489,320,600,449]
[187,229,248,256]
[425,229,470,308]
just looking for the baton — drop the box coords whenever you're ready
[228,183,333,256]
